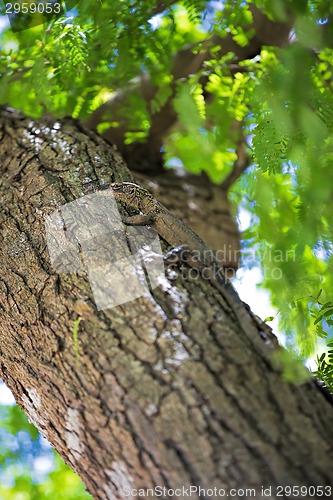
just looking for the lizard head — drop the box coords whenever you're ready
[110,182,145,207]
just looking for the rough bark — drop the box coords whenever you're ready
[1,107,333,500]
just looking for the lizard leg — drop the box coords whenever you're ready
[122,213,154,226]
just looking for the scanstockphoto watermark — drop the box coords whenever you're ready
[184,247,296,269]
[188,247,296,263]
[123,485,333,498]
[164,246,296,281]
[123,485,258,497]
[241,247,296,267]
[224,246,295,281]
[243,247,296,281]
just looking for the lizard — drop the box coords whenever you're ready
[98,181,278,349]
[110,182,217,264]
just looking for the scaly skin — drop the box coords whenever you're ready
[109,182,211,258]
[97,181,278,349]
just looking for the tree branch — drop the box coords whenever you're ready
[220,134,251,191]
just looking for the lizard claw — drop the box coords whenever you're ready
[164,244,191,263]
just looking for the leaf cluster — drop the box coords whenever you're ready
[0,401,90,499]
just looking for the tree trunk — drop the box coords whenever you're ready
[0,107,332,500]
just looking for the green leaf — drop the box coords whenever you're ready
[72,317,82,368]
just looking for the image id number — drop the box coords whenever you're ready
[5,3,61,14]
